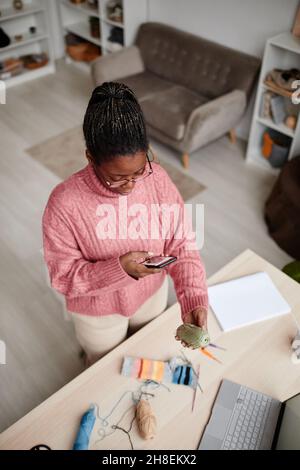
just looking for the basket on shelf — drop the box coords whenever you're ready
[70,0,86,4]
[262,129,291,168]
[0,58,23,80]
[65,32,101,62]
[66,43,101,61]
[20,53,49,70]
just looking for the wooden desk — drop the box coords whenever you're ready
[1,249,300,450]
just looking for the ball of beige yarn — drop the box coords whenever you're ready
[136,399,157,440]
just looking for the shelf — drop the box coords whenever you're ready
[0,1,55,87]
[59,0,147,59]
[247,31,300,173]
[268,32,300,54]
[61,0,99,18]
[0,3,44,23]
[3,62,55,88]
[103,17,124,28]
[0,32,48,53]
[257,116,295,138]
[64,22,101,47]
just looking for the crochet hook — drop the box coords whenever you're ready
[192,365,200,412]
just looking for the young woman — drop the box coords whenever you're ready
[42,82,208,365]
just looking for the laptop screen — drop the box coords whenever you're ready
[275,393,300,449]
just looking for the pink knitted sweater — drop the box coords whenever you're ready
[42,162,208,319]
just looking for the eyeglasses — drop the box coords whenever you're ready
[104,151,154,189]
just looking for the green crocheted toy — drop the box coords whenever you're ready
[176,323,210,349]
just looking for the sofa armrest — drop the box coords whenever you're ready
[91,45,145,86]
[184,89,246,151]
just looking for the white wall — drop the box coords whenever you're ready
[148,0,299,139]
[148,0,299,58]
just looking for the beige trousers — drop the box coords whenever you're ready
[71,277,169,364]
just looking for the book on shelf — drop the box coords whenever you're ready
[270,94,287,124]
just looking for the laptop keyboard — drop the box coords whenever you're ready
[222,386,272,450]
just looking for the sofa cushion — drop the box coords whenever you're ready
[120,71,173,101]
[140,85,208,141]
[136,22,260,101]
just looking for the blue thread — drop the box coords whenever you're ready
[172,366,181,384]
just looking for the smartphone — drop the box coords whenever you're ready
[142,255,177,269]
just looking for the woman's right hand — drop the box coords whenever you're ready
[119,251,162,280]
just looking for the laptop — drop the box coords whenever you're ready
[199,379,300,450]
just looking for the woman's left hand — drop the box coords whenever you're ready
[184,307,208,330]
[175,307,208,349]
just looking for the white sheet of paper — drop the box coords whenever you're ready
[208,271,291,332]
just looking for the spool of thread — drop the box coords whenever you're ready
[176,323,210,349]
[136,399,156,440]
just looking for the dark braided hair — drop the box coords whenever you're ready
[83,82,149,165]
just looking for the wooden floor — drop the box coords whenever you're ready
[0,60,291,433]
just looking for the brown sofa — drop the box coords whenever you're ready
[92,22,260,168]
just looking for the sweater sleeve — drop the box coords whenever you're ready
[159,171,209,320]
[42,201,137,299]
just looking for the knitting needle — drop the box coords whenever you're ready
[180,351,203,393]
[199,347,222,364]
[208,343,227,351]
[192,365,200,412]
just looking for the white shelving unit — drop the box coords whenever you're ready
[246,32,300,174]
[65,21,101,46]
[58,0,148,70]
[0,0,55,88]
